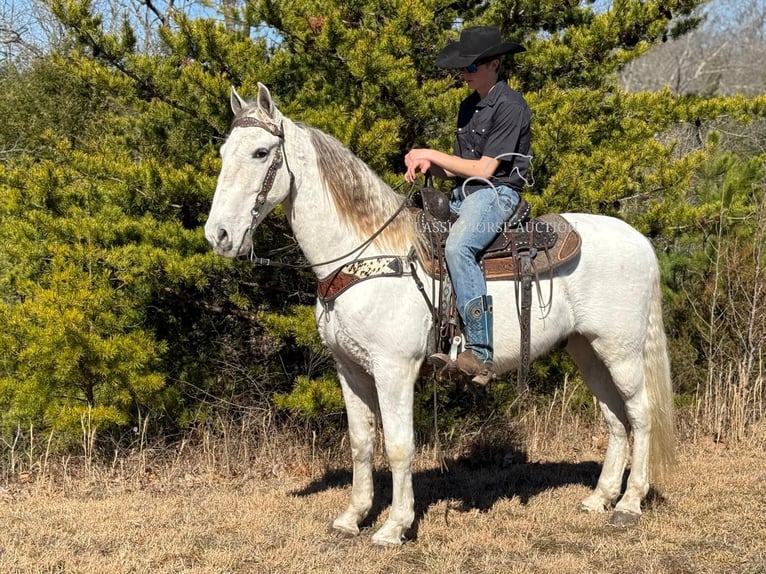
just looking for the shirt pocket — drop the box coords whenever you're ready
[456,123,489,158]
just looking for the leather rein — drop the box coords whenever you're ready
[230,114,415,271]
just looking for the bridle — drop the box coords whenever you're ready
[230,114,293,223]
[228,113,415,270]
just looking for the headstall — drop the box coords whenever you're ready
[230,114,289,221]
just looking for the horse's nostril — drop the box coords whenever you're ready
[208,225,233,252]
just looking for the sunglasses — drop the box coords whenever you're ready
[462,58,493,73]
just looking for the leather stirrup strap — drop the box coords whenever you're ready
[518,252,533,393]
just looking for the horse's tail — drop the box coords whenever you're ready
[644,274,676,482]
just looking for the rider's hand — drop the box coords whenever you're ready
[405,158,431,183]
[404,149,432,183]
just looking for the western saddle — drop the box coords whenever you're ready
[413,185,582,389]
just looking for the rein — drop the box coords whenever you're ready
[232,113,417,271]
[249,188,415,271]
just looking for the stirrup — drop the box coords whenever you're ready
[428,352,450,370]
[428,335,463,370]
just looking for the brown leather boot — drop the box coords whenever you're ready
[429,295,494,384]
[427,349,494,384]
[460,295,494,384]
[454,350,494,385]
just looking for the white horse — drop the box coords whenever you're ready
[205,84,675,546]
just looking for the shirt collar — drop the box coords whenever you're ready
[475,81,506,109]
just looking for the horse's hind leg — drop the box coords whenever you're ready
[585,336,652,527]
[332,360,377,537]
[567,335,630,514]
[607,361,652,527]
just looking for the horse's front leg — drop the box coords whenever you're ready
[332,360,377,536]
[369,358,418,546]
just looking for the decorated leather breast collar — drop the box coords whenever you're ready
[317,256,413,303]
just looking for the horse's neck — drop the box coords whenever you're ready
[282,122,381,278]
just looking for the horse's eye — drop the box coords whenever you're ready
[252,148,269,160]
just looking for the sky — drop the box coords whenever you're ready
[1,0,762,66]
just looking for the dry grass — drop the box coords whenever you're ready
[0,393,764,574]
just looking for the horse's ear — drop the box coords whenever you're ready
[230,86,247,115]
[257,82,276,119]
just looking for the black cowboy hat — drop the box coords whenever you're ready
[436,26,525,69]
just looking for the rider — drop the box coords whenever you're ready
[405,26,531,384]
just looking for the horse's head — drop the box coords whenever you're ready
[205,83,293,258]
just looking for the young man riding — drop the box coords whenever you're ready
[404,26,531,384]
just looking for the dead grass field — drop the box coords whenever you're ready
[0,413,763,574]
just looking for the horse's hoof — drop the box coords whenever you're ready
[580,496,608,514]
[331,518,360,538]
[609,510,640,528]
[371,534,404,547]
[330,525,359,538]
[371,522,406,547]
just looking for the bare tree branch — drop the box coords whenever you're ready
[621,0,766,96]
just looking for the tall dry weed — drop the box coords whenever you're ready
[693,359,765,445]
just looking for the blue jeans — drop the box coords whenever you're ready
[446,185,520,318]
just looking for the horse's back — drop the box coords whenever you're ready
[561,212,659,298]
[491,213,659,372]
[557,213,659,343]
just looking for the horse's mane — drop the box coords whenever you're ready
[306,127,419,255]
